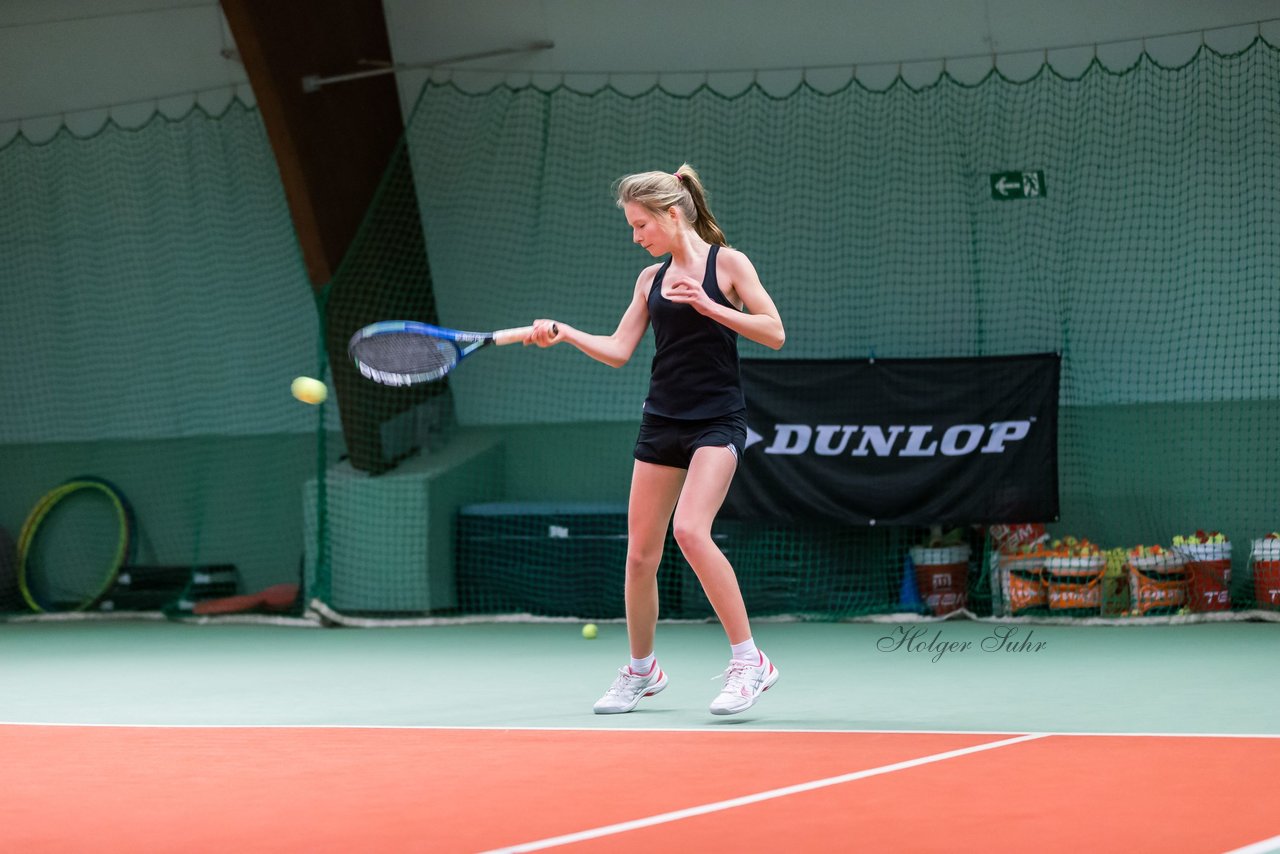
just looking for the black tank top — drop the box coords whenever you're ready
[644,244,745,419]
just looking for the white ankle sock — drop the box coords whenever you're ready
[630,653,656,674]
[730,638,759,662]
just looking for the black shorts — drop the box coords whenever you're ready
[633,409,747,470]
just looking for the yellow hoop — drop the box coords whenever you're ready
[17,480,130,613]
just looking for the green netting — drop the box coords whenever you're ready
[3,39,1280,624]
[0,101,326,614]
[315,38,1280,622]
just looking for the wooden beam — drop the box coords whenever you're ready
[219,0,405,288]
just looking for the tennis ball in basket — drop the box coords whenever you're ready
[291,376,328,404]
[582,623,598,640]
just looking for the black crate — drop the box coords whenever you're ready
[94,564,238,613]
[456,503,684,618]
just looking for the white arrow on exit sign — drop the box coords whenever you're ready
[990,171,1046,200]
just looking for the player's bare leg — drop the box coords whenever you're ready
[673,446,749,642]
[592,460,684,714]
[624,459,685,658]
[676,446,780,714]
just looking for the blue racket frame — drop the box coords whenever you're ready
[349,320,538,386]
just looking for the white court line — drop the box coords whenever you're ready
[1224,835,1280,854]
[0,721,1278,738]
[480,733,1048,854]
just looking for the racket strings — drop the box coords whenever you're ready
[351,333,457,383]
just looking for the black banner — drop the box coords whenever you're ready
[724,354,1060,526]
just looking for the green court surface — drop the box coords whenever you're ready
[2,620,1275,735]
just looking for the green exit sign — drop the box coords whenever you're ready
[990,170,1046,200]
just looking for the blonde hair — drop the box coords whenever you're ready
[613,163,728,247]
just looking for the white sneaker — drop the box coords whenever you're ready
[709,651,779,715]
[592,664,668,714]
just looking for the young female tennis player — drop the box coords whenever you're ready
[525,164,785,715]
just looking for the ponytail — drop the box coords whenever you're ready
[673,164,728,247]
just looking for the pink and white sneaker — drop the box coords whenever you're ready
[593,663,668,714]
[709,651,779,715]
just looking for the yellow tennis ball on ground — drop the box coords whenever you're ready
[582,623,598,640]
[291,376,328,404]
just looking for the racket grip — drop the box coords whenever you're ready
[493,323,558,346]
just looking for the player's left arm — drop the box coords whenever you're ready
[674,248,785,350]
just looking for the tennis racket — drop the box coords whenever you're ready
[348,320,557,386]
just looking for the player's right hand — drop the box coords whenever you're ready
[525,319,563,347]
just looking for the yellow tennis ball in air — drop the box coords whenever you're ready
[291,376,328,405]
[582,623,598,640]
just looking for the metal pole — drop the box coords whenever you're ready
[302,40,555,92]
